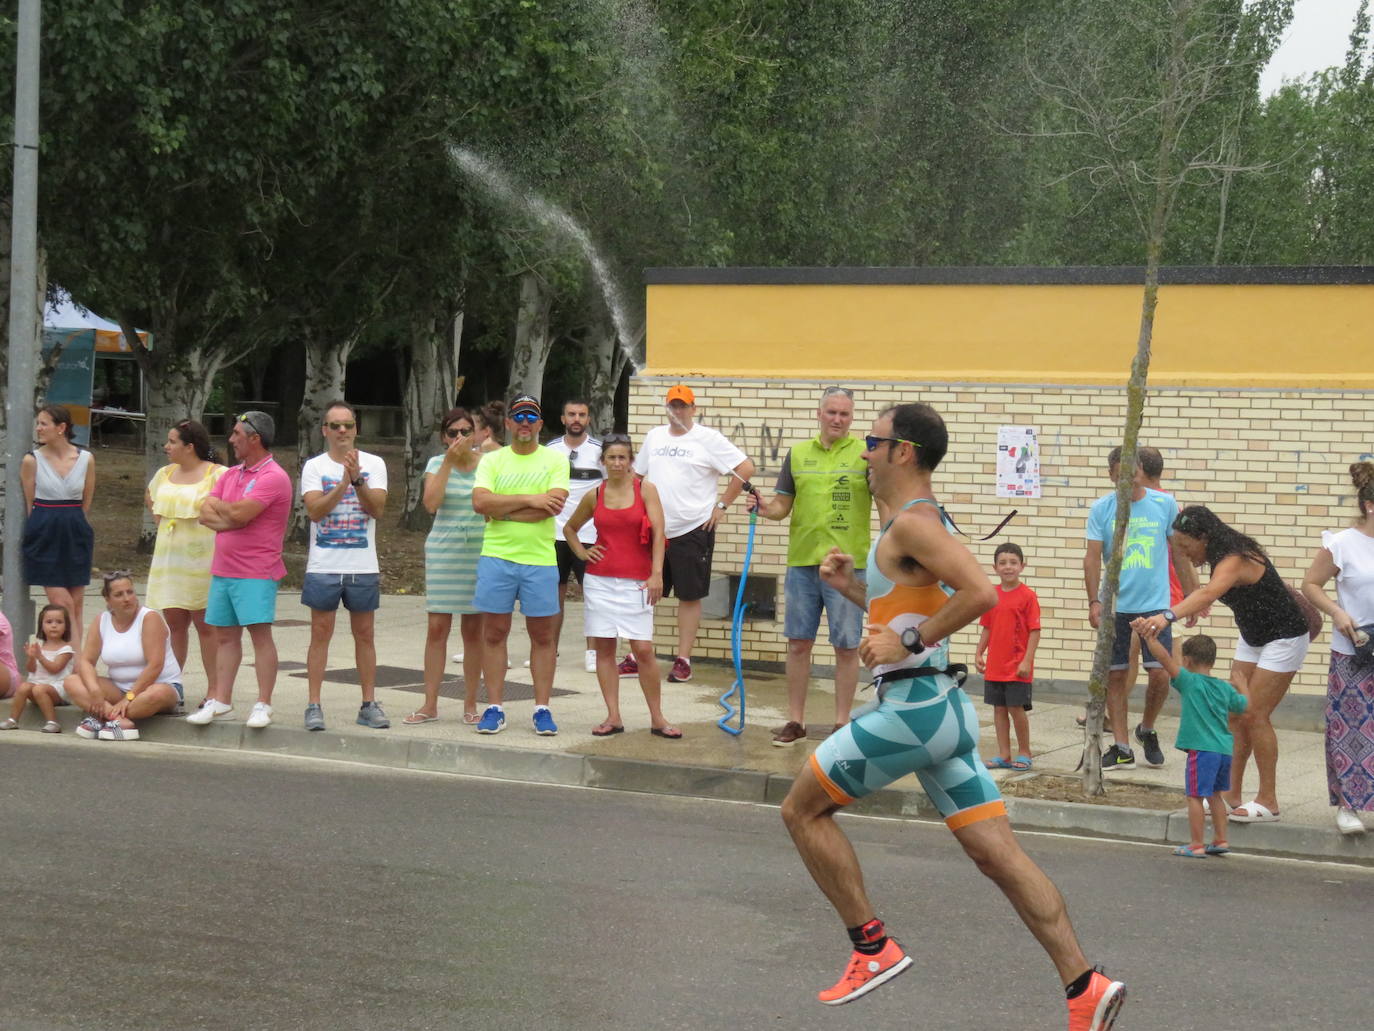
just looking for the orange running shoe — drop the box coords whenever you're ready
[1066,966,1126,1031]
[817,939,912,1006]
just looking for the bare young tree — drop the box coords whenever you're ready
[1020,0,1292,794]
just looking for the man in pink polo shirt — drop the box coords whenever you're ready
[187,411,292,729]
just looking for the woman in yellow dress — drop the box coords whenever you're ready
[144,420,226,704]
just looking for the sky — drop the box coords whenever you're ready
[1259,0,1365,94]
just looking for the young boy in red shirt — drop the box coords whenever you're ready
[975,542,1041,770]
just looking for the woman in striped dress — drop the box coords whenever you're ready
[407,407,487,724]
[144,420,225,702]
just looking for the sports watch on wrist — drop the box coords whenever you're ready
[900,626,926,655]
[1162,609,1178,623]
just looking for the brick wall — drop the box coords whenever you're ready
[629,375,1374,698]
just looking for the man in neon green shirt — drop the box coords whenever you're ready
[749,386,872,745]
[471,395,570,735]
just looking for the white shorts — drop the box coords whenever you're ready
[28,676,71,703]
[1234,632,1310,673]
[582,573,654,642]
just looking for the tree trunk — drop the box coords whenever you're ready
[399,310,461,530]
[506,272,553,400]
[1081,6,1191,796]
[288,329,359,543]
[137,342,221,552]
[584,318,633,437]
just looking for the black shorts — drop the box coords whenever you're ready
[983,680,1033,710]
[555,539,587,588]
[663,525,715,602]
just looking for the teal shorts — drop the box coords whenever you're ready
[206,576,278,627]
[809,672,1006,829]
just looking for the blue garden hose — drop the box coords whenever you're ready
[717,495,758,736]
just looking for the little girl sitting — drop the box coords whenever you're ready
[0,604,77,733]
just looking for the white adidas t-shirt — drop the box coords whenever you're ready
[301,451,388,574]
[634,423,747,539]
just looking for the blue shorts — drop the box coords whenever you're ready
[473,556,560,617]
[1185,749,1231,798]
[784,566,865,649]
[1112,611,1171,671]
[301,572,380,613]
[205,576,278,627]
[810,672,1006,829]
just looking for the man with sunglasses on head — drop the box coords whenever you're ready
[299,401,389,732]
[780,403,1125,1029]
[627,384,754,684]
[748,386,871,746]
[190,410,291,730]
[470,395,571,735]
[545,398,604,674]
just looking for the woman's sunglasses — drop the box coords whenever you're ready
[445,426,473,439]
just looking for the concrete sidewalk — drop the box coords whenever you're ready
[7,585,1373,865]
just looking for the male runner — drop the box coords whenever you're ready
[780,402,1125,1030]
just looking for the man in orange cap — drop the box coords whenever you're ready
[625,384,754,684]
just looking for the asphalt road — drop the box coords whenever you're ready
[2,738,1370,1031]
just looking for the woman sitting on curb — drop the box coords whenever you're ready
[64,572,183,741]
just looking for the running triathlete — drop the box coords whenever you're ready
[779,402,1125,1030]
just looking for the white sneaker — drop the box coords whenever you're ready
[584,649,597,673]
[1336,806,1366,835]
[451,652,464,662]
[185,699,234,725]
[245,702,274,729]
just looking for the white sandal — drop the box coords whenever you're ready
[1229,801,1280,823]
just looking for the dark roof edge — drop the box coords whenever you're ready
[643,266,1374,286]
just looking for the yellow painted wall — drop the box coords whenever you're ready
[645,283,1374,388]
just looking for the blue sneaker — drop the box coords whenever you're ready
[475,705,506,734]
[532,707,558,736]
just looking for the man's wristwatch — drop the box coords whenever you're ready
[351,477,363,487]
[124,690,136,702]
[1162,609,1178,623]
[900,626,926,655]
[716,501,727,510]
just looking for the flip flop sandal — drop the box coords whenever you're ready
[1172,845,1208,858]
[650,726,682,739]
[402,711,439,725]
[984,757,1013,769]
[1205,843,1230,855]
[1010,755,1033,770]
[592,723,625,737]
[462,712,481,725]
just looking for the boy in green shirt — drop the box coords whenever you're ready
[1135,625,1248,858]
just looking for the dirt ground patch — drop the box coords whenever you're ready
[999,772,1186,811]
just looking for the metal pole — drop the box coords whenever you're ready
[4,0,43,657]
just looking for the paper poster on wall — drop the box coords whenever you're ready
[997,426,1040,499]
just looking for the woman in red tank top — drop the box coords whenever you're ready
[563,434,681,739]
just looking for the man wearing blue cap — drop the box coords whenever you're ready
[470,395,571,734]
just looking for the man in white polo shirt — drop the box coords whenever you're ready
[545,398,603,674]
[629,384,755,684]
